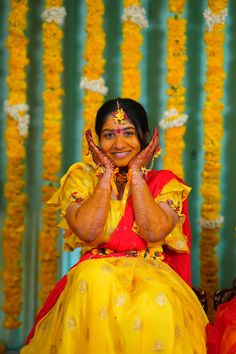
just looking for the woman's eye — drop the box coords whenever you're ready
[124,131,134,137]
[104,133,114,139]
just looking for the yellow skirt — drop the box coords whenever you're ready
[21,257,208,354]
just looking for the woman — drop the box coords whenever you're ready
[21,98,208,353]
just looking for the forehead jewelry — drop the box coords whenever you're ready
[111,101,127,125]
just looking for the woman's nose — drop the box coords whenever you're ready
[113,134,126,149]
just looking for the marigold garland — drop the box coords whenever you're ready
[161,0,187,178]
[80,0,107,160]
[39,0,65,303]
[200,0,227,319]
[2,0,29,329]
[121,0,148,100]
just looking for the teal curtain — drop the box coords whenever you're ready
[0,0,235,351]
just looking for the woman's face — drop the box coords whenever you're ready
[100,115,141,167]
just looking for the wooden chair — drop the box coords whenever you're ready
[192,286,208,313]
[206,279,236,354]
[214,278,236,309]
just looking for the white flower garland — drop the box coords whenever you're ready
[203,7,228,32]
[199,215,224,229]
[4,100,30,136]
[80,77,108,96]
[41,6,66,26]
[122,4,148,29]
[159,108,188,130]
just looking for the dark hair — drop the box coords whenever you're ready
[95,98,150,149]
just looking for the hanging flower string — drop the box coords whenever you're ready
[160,0,187,179]
[200,0,227,320]
[121,0,148,100]
[39,0,66,304]
[80,0,107,162]
[2,0,29,329]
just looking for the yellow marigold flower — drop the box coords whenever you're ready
[169,0,186,14]
[2,0,29,329]
[200,0,227,320]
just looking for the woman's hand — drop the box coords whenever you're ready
[128,128,159,172]
[85,129,115,173]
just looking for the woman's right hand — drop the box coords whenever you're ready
[85,129,115,173]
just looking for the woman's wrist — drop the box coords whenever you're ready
[98,171,113,191]
[96,165,114,177]
[128,166,143,175]
[129,168,145,186]
[131,169,143,176]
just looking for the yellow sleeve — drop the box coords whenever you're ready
[47,162,97,250]
[154,178,191,253]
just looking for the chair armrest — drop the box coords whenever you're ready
[214,278,236,310]
[192,286,208,313]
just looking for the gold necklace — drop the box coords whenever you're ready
[115,172,128,185]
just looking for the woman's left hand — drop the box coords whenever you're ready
[128,128,159,172]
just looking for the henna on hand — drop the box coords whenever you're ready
[85,129,115,173]
[129,128,159,172]
[130,170,146,186]
[129,128,178,243]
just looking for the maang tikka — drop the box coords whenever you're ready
[111,101,128,125]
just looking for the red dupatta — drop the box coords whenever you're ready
[146,170,192,285]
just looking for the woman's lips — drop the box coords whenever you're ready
[111,151,131,158]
